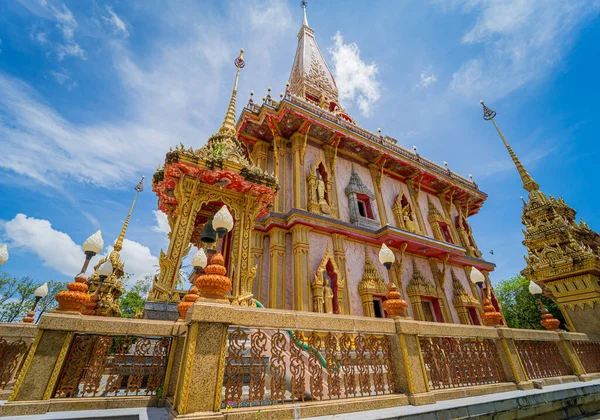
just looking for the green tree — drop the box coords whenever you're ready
[495,275,566,330]
[119,275,153,318]
[0,273,68,323]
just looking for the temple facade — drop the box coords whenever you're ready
[231,7,499,324]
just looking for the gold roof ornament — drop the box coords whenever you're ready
[358,248,387,296]
[480,100,540,193]
[288,0,339,104]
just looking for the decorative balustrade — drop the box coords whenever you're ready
[571,341,600,374]
[53,334,171,398]
[514,340,570,380]
[222,327,395,408]
[418,336,504,390]
[0,337,31,391]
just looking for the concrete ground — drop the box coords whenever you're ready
[1,380,599,419]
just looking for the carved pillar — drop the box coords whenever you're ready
[406,177,427,234]
[231,195,261,302]
[250,231,265,301]
[410,296,425,321]
[291,224,311,311]
[324,144,340,219]
[428,257,453,323]
[251,140,270,172]
[331,233,351,315]
[150,180,202,300]
[290,132,307,210]
[438,194,460,244]
[268,227,287,309]
[369,163,388,226]
[273,136,288,213]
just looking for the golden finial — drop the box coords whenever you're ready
[480,100,539,192]
[114,176,144,252]
[218,49,245,136]
[301,0,309,27]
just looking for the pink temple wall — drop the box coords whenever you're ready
[260,235,270,305]
[380,175,412,228]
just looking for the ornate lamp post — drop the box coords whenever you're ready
[22,283,49,324]
[470,267,502,326]
[178,248,206,319]
[529,280,560,331]
[196,205,234,300]
[379,243,408,318]
[212,205,234,253]
[55,231,104,312]
[0,244,8,266]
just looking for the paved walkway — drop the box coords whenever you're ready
[1,380,599,419]
[305,380,600,420]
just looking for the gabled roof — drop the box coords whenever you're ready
[288,9,339,106]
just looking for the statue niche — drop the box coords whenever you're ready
[392,193,420,234]
[307,159,335,217]
[311,245,345,314]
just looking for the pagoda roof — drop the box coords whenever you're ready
[238,93,487,216]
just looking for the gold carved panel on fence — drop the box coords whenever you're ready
[0,338,30,390]
[419,336,504,390]
[514,340,570,380]
[53,334,171,398]
[571,341,600,374]
[222,327,395,408]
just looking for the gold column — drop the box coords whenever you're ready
[331,233,351,315]
[268,227,287,309]
[273,136,288,213]
[250,231,265,301]
[324,143,340,219]
[369,163,389,226]
[438,194,460,244]
[291,224,311,311]
[251,140,270,172]
[150,179,202,300]
[428,257,454,323]
[406,177,427,234]
[290,132,307,210]
[410,295,425,321]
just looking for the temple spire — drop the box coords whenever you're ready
[218,49,245,137]
[301,0,309,27]
[114,176,144,252]
[480,100,540,192]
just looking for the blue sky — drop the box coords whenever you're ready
[1,0,599,287]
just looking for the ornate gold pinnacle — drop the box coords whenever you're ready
[480,101,540,193]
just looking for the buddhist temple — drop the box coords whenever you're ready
[482,101,600,335]
[146,2,503,326]
[3,3,600,419]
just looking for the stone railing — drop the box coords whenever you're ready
[1,313,181,417]
[1,303,599,418]
[0,323,37,399]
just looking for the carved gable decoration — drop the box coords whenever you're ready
[406,265,437,298]
[451,269,479,307]
[358,250,387,296]
[427,196,445,223]
[345,167,379,229]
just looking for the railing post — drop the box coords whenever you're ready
[394,320,435,405]
[495,327,533,390]
[557,332,589,380]
[173,304,230,415]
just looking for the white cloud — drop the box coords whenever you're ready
[3,213,82,276]
[449,0,600,99]
[417,68,438,88]
[49,68,78,91]
[329,31,380,117]
[102,7,129,38]
[46,2,85,60]
[151,210,170,244]
[2,213,158,285]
